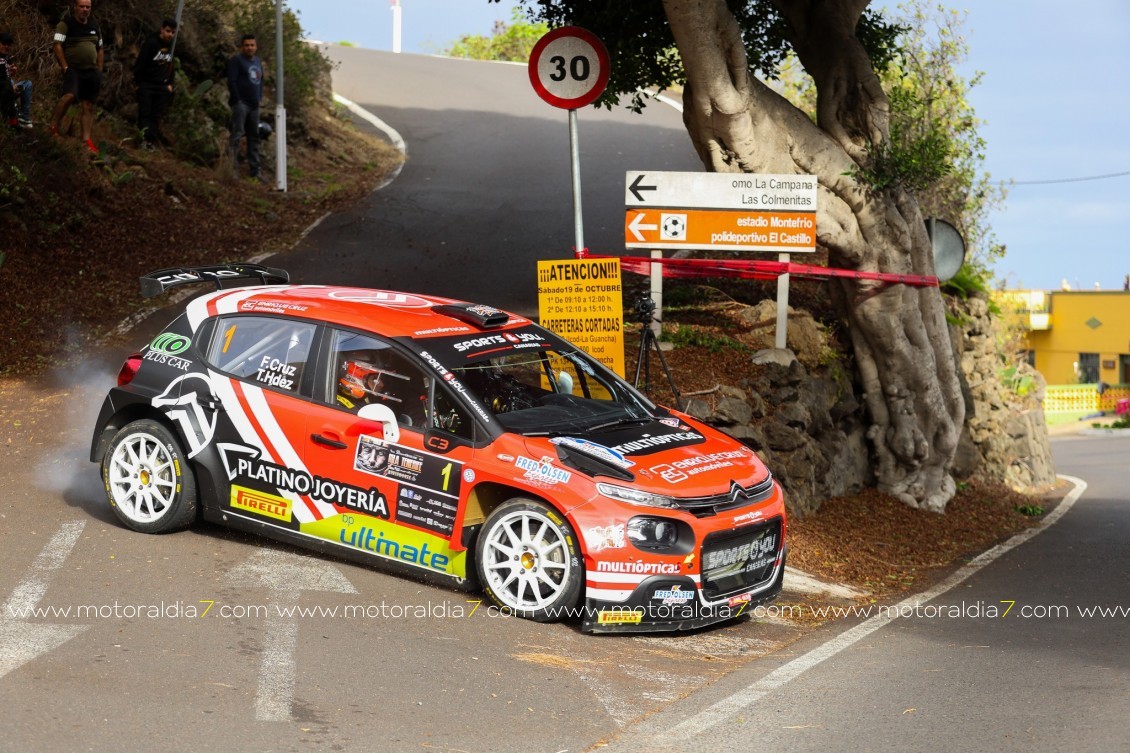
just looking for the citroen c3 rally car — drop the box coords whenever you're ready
[90,264,787,633]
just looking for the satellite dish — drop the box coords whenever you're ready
[925,218,966,282]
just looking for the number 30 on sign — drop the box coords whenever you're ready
[528,26,610,110]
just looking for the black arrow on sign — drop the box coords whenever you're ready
[629,174,657,203]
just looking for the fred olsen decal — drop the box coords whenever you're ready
[515,456,571,485]
[653,585,695,605]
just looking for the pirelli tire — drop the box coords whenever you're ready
[102,419,199,534]
[476,498,584,622]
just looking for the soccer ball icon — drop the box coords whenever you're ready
[661,213,687,240]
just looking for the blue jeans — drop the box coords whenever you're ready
[229,100,260,177]
[14,80,31,121]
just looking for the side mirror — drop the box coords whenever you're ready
[556,370,574,395]
[357,403,400,444]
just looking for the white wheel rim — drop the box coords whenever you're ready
[482,509,572,611]
[108,432,177,523]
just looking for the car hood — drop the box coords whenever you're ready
[522,416,769,496]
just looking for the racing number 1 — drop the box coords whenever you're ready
[549,54,590,82]
[440,462,452,492]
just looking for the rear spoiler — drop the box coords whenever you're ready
[140,264,289,298]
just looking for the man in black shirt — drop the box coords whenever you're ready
[133,18,176,149]
[49,0,103,152]
[227,33,264,179]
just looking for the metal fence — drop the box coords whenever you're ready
[1043,383,1130,414]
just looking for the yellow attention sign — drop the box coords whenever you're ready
[537,258,625,377]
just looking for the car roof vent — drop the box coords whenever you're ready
[432,303,510,329]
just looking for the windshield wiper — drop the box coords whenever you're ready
[585,416,654,433]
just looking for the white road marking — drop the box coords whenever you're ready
[2,521,85,616]
[664,475,1088,739]
[332,93,407,191]
[0,521,88,679]
[223,549,358,722]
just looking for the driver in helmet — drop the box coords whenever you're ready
[336,353,403,411]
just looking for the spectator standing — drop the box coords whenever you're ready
[0,32,33,128]
[133,18,177,149]
[49,0,103,153]
[227,33,264,180]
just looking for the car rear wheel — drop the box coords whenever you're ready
[103,419,198,533]
[476,498,583,622]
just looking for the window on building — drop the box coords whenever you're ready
[1077,352,1100,384]
[1121,355,1130,385]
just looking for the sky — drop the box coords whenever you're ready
[287,0,1130,292]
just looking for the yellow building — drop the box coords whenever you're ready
[1002,289,1130,386]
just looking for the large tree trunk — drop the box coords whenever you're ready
[662,0,964,511]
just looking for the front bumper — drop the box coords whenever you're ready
[581,548,786,634]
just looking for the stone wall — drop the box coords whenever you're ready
[683,295,1056,516]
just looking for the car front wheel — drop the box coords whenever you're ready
[476,498,583,622]
[102,419,198,533]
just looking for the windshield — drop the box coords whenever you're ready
[453,348,654,435]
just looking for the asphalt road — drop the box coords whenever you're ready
[284,47,702,315]
[597,434,1130,753]
[3,49,1127,753]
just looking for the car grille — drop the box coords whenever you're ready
[699,517,782,600]
[674,474,775,517]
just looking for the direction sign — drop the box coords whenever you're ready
[624,171,818,252]
[528,26,610,110]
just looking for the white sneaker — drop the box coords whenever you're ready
[18,119,32,129]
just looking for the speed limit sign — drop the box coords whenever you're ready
[528,26,610,109]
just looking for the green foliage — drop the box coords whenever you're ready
[849,95,953,193]
[663,325,748,354]
[941,263,991,300]
[164,66,227,166]
[999,365,1034,397]
[0,165,29,209]
[445,8,548,62]
[883,2,1008,273]
[1015,503,1045,517]
[502,0,902,112]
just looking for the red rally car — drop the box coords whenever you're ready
[90,264,787,633]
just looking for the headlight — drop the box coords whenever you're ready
[597,483,678,509]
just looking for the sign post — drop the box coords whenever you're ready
[624,171,818,348]
[528,27,610,256]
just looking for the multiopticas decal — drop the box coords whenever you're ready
[218,444,389,519]
[596,561,681,575]
[611,430,704,455]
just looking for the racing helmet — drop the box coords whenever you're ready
[339,357,382,400]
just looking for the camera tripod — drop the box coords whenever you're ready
[632,302,683,411]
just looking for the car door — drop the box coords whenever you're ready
[298,328,479,579]
[200,314,323,532]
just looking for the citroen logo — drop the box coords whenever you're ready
[729,481,748,505]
